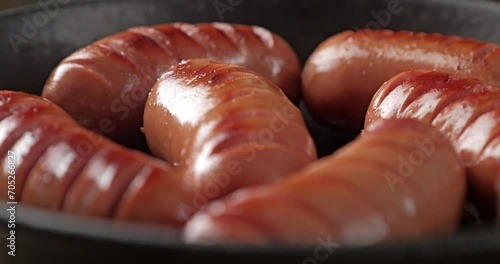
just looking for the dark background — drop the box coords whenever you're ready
[1,0,500,10]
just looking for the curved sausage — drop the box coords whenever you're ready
[0,91,191,227]
[42,22,301,150]
[302,29,500,132]
[144,59,316,200]
[366,70,500,219]
[183,118,466,245]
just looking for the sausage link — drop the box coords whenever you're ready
[144,59,316,201]
[183,118,465,245]
[366,70,500,219]
[0,91,191,227]
[302,29,500,132]
[42,23,300,149]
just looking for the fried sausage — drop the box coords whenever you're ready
[144,59,316,200]
[302,29,500,132]
[366,70,500,219]
[42,23,301,150]
[183,118,466,245]
[0,91,191,227]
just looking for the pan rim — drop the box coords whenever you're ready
[2,204,500,258]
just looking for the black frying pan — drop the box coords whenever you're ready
[1,0,500,263]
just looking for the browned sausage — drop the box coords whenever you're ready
[0,91,191,227]
[366,70,500,219]
[42,23,301,150]
[144,59,316,200]
[183,118,466,245]
[302,29,500,133]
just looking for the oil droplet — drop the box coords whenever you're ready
[361,70,367,75]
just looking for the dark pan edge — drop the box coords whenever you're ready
[2,202,500,261]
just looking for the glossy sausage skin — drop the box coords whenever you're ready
[42,23,301,149]
[302,29,500,132]
[366,70,500,219]
[0,91,191,227]
[183,119,465,245]
[144,59,316,200]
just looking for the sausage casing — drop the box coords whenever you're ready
[42,23,301,149]
[144,59,316,201]
[0,91,191,227]
[366,70,500,219]
[302,29,500,132]
[183,118,466,245]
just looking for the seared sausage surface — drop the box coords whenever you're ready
[144,59,316,200]
[183,118,466,245]
[302,29,500,132]
[42,23,300,150]
[0,91,191,227]
[366,70,500,219]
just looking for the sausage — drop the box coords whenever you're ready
[0,91,191,227]
[302,29,500,133]
[366,70,500,219]
[42,22,301,150]
[144,59,316,201]
[183,118,466,245]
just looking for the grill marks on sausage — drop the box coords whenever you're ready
[7,122,70,201]
[471,43,498,61]
[22,129,102,210]
[183,119,465,245]
[191,66,295,157]
[0,92,183,223]
[172,23,213,56]
[377,72,500,139]
[0,105,74,200]
[0,95,53,121]
[212,26,240,51]
[303,159,389,210]
[399,74,453,115]
[43,23,300,150]
[454,95,500,138]
[59,60,114,89]
[144,59,314,204]
[263,192,336,238]
[304,29,500,133]
[94,43,149,83]
[129,27,182,62]
[402,74,491,122]
[379,72,498,128]
[368,71,500,217]
[0,106,71,155]
[62,145,147,217]
[477,119,500,159]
